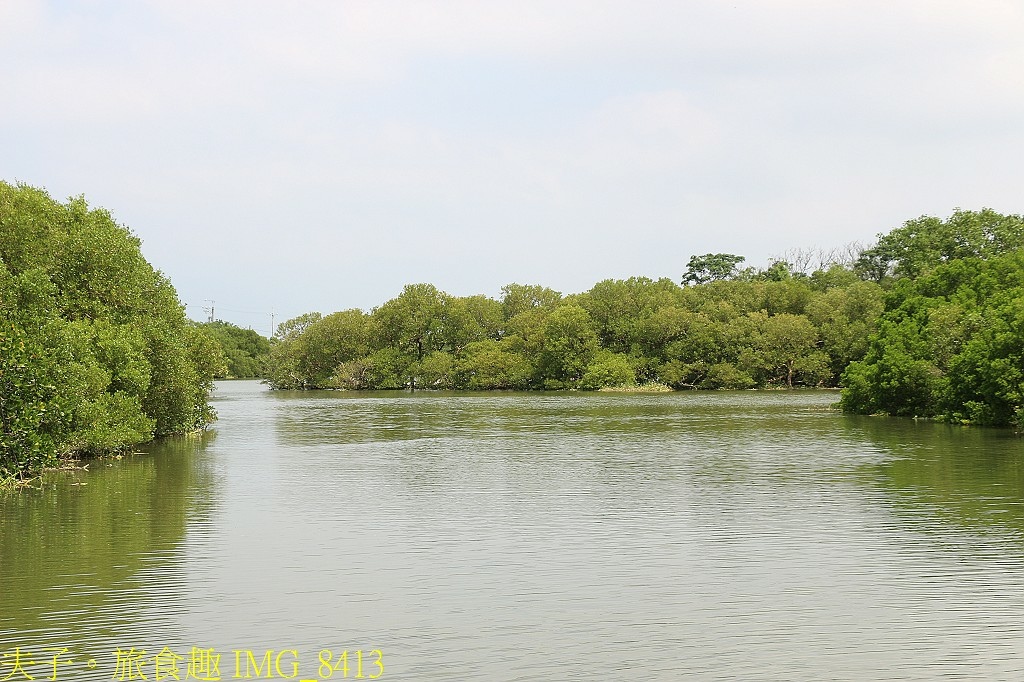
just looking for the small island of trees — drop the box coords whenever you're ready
[263,208,1024,430]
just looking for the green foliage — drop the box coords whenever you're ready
[500,283,562,319]
[276,311,322,340]
[0,182,219,477]
[358,348,411,389]
[809,264,861,291]
[459,294,504,339]
[538,305,600,389]
[264,312,327,389]
[458,339,534,390]
[415,351,458,389]
[299,310,369,387]
[263,273,881,394]
[805,281,884,382]
[755,260,786,282]
[198,321,270,378]
[578,276,680,353]
[580,350,636,390]
[0,322,62,475]
[841,249,1024,425]
[682,253,746,285]
[72,393,155,456]
[743,312,828,387]
[372,283,446,363]
[503,308,549,357]
[855,209,1024,282]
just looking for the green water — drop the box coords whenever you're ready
[3,381,1024,680]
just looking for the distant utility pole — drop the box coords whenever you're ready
[203,299,215,323]
[270,311,276,338]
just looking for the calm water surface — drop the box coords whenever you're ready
[4,381,1024,680]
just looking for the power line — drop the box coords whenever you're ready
[185,300,279,337]
[216,306,272,315]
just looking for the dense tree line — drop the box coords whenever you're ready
[0,183,224,480]
[197,321,270,379]
[841,210,1024,427]
[265,272,884,393]
[267,208,1024,429]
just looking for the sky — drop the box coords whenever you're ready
[2,1,1023,334]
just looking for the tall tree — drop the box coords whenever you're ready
[682,253,746,285]
[372,284,447,363]
[855,209,1024,282]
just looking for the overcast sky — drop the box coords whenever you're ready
[2,1,1022,333]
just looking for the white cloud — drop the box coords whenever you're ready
[2,0,1023,317]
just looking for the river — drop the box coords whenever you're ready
[3,380,1024,680]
